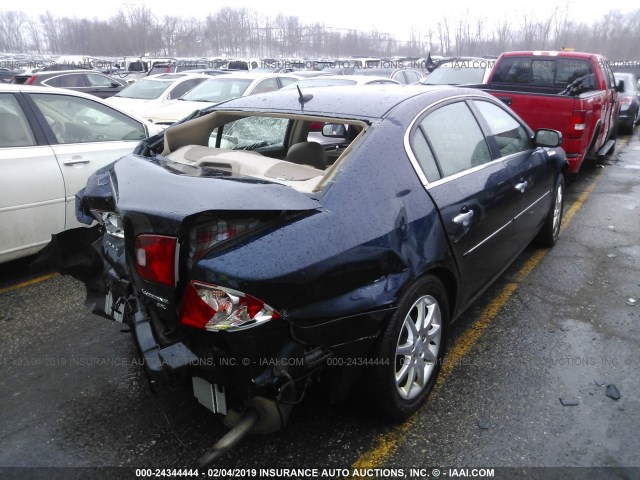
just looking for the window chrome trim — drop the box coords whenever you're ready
[425,157,505,189]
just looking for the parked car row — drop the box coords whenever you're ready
[105,73,211,117]
[137,72,300,125]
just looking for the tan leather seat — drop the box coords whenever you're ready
[285,141,327,170]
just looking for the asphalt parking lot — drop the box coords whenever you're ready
[0,131,639,479]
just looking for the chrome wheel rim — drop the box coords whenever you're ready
[552,182,563,238]
[395,295,442,400]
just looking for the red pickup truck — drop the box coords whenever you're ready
[478,51,621,175]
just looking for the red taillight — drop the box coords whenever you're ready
[189,218,261,267]
[135,234,177,286]
[26,76,37,85]
[309,121,324,132]
[179,280,280,331]
[619,97,632,106]
[569,110,586,139]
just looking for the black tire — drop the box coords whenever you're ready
[536,175,565,248]
[367,275,449,421]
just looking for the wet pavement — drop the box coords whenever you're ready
[0,132,639,478]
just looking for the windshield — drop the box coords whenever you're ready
[115,78,173,99]
[182,78,253,102]
[423,65,486,85]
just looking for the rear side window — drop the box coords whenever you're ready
[473,101,531,157]
[85,73,116,87]
[410,129,441,181]
[405,70,421,83]
[251,78,279,94]
[279,76,298,88]
[168,78,206,99]
[57,74,87,88]
[420,102,491,177]
[43,76,61,87]
[0,94,36,147]
[31,93,146,144]
[392,71,407,84]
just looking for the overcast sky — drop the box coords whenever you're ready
[11,0,640,42]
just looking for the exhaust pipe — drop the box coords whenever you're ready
[197,409,260,468]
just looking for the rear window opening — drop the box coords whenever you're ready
[157,111,369,194]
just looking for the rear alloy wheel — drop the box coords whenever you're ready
[369,276,448,420]
[536,175,565,247]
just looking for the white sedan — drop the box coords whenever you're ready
[141,72,300,126]
[0,84,162,263]
[105,73,210,117]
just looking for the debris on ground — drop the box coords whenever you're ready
[606,384,621,400]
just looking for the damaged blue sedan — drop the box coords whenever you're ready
[46,85,567,459]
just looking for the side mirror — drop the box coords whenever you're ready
[111,82,121,88]
[322,123,347,138]
[615,80,625,93]
[535,129,562,148]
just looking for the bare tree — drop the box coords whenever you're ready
[0,11,28,52]
[2,6,640,61]
[437,18,451,56]
[492,19,513,54]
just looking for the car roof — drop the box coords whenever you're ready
[180,69,232,75]
[211,71,298,80]
[211,84,486,118]
[0,82,135,102]
[499,51,602,60]
[0,83,84,94]
[19,69,107,76]
[142,73,210,81]
[316,74,399,82]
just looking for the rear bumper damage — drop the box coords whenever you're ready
[38,225,383,433]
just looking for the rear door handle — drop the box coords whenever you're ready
[63,157,91,166]
[453,210,474,227]
[515,181,528,193]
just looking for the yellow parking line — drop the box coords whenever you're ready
[560,176,600,232]
[0,273,59,295]
[351,172,602,471]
